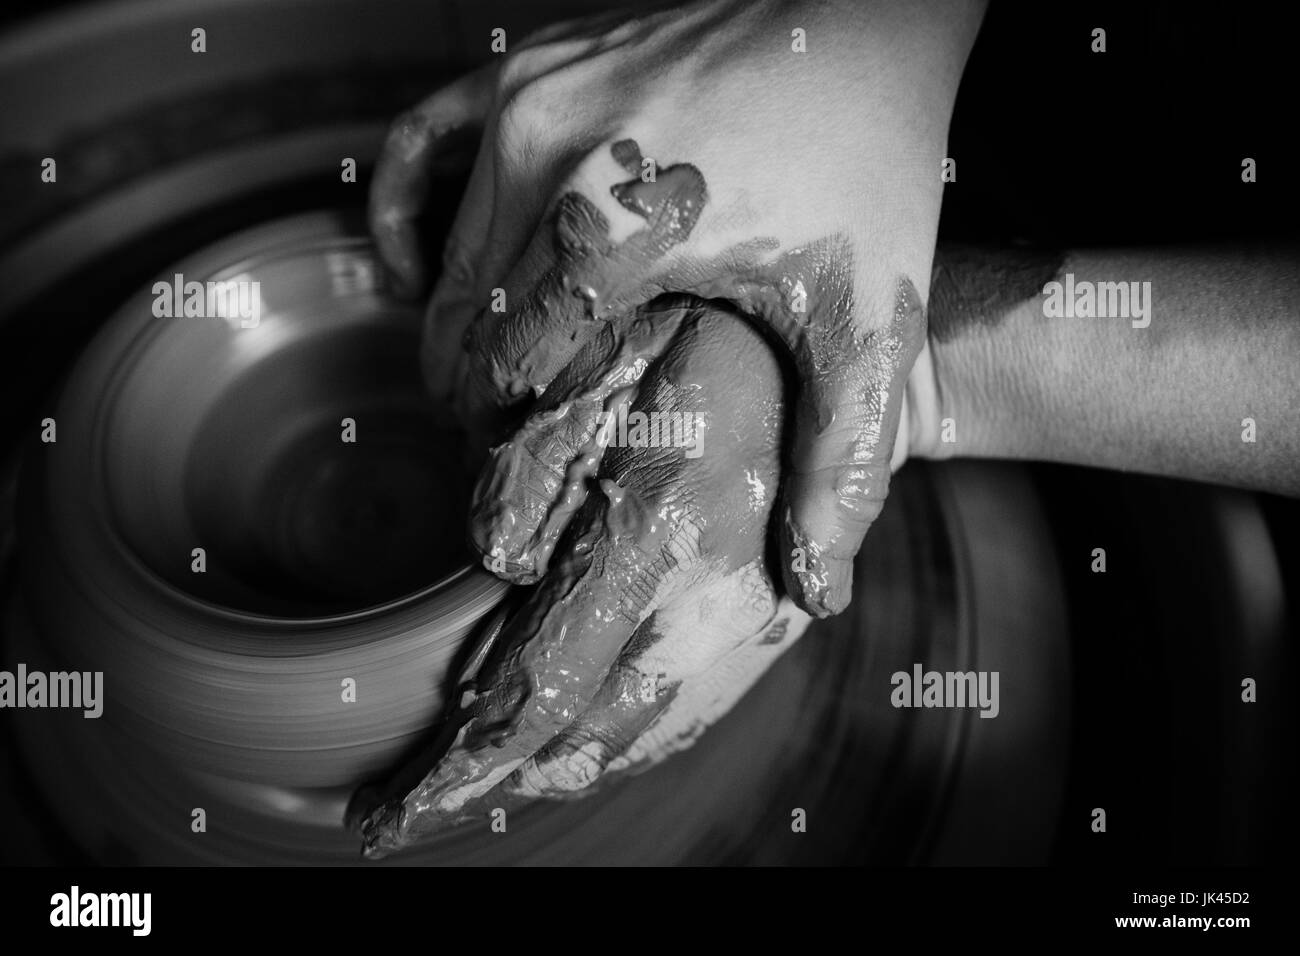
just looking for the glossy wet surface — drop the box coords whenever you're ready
[5,216,1070,864]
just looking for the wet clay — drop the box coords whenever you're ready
[359,296,785,855]
[460,138,926,615]
[469,301,691,582]
[462,139,707,427]
[359,142,943,850]
[663,247,924,616]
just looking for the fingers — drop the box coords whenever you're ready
[358,476,678,854]
[420,32,619,407]
[463,303,789,799]
[502,630,677,798]
[468,298,693,582]
[504,560,784,798]
[357,299,787,854]
[360,564,805,851]
[466,358,612,583]
[369,64,497,299]
[616,596,813,774]
[346,602,512,851]
[457,140,709,431]
[417,118,500,410]
[778,276,928,616]
[373,0,670,307]
[413,16,656,416]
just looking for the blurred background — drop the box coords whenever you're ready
[0,0,1293,865]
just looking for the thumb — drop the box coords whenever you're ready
[369,64,497,300]
[778,276,927,617]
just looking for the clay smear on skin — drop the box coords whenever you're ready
[467,138,708,415]
[399,306,786,838]
[662,242,924,615]
[366,141,935,848]
[469,139,926,614]
[470,306,690,583]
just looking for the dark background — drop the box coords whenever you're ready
[0,0,1294,867]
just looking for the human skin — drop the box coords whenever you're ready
[356,0,1298,850]
[359,0,989,850]
[370,0,989,617]
[356,295,806,857]
[352,238,1300,853]
[921,245,1300,495]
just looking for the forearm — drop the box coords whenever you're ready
[925,244,1300,495]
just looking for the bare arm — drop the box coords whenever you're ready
[916,245,1300,495]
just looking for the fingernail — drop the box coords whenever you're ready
[805,554,853,617]
[358,801,405,860]
[783,516,853,618]
[454,605,510,689]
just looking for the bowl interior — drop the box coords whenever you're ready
[102,234,473,616]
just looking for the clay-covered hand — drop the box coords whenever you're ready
[355,296,809,857]
[370,0,983,616]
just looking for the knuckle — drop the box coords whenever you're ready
[831,483,887,530]
[798,459,890,508]
[495,79,557,151]
[494,44,552,100]
[383,108,428,161]
[560,723,620,761]
[516,741,604,796]
[438,235,475,285]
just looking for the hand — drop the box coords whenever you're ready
[370,0,984,616]
[356,297,811,857]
